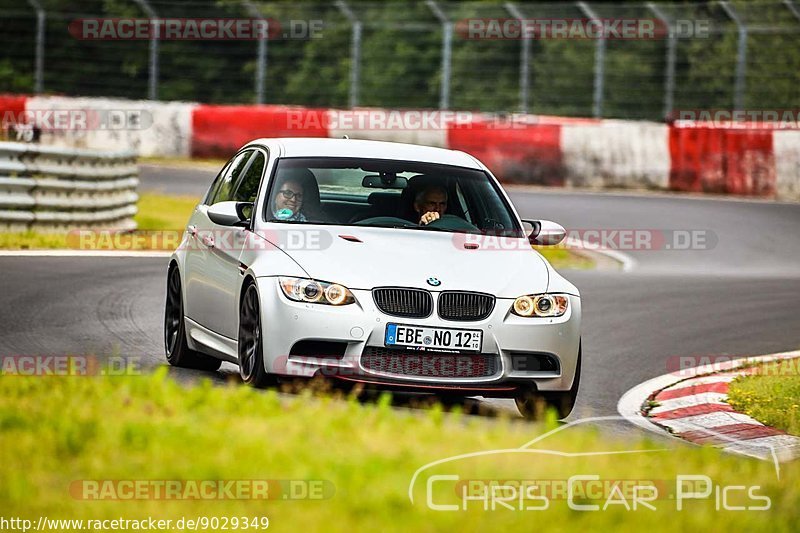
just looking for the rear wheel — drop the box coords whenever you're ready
[238,283,274,388]
[164,266,222,371]
[515,342,581,420]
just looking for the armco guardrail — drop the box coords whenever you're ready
[0,142,138,231]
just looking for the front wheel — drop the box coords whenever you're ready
[238,283,274,388]
[164,266,222,371]
[515,342,581,420]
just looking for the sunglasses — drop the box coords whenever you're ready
[278,189,304,201]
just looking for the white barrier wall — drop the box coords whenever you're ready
[560,120,670,190]
[327,109,449,148]
[774,130,800,200]
[3,94,798,200]
[25,96,195,158]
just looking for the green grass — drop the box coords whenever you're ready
[139,156,228,169]
[727,358,800,435]
[132,192,199,231]
[535,246,594,270]
[0,193,199,250]
[0,370,797,531]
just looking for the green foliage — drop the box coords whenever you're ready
[0,1,797,119]
[728,358,800,435]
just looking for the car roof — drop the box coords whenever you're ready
[245,137,482,169]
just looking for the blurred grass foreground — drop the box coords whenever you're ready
[0,369,798,531]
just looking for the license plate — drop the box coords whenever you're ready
[384,323,482,353]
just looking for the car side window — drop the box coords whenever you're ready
[204,160,232,205]
[208,150,253,205]
[232,151,266,203]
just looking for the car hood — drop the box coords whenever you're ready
[275,225,550,298]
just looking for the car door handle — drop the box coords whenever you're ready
[187,225,197,237]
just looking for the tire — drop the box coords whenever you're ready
[164,266,222,371]
[515,342,581,420]
[238,283,274,388]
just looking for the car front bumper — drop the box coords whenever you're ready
[257,277,581,394]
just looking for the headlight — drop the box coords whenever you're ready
[279,277,355,306]
[512,294,569,317]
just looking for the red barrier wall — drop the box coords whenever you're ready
[669,126,776,197]
[2,94,789,199]
[447,120,564,186]
[0,94,28,137]
[191,105,330,158]
[0,94,27,116]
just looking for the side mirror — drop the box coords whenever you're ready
[521,219,566,246]
[207,201,253,227]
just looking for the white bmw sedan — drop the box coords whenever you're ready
[165,138,581,419]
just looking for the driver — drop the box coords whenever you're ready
[414,185,448,225]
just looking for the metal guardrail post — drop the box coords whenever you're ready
[577,2,605,118]
[505,2,530,114]
[648,3,676,120]
[243,0,268,104]
[426,0,452,110]
[132,0,159,100]
[336,0,361,108]
[784,0,800,21]
[720,2,747,112]
[25,0,45,94]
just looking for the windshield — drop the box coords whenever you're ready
[263,157,523,237]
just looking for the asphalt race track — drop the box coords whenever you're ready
[2,164,799,427]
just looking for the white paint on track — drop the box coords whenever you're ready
[647,393,729,415]
[617,350,800,461]
[658,412,764,434]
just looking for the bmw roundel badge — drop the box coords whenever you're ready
[426,277,441,287]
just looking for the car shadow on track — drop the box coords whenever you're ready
[161,364,508,418]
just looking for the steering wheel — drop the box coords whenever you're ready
[426,214,479,232]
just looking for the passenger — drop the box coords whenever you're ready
[271,175,307,222]
[414,185,448,225]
